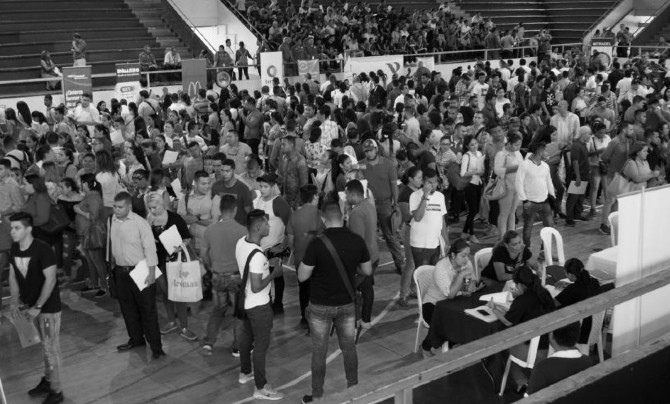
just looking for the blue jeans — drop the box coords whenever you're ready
[235,303,273,389]
[37,312,62,392]
[203,273,240,347]
[375,201,405,271]
[307,303,358,398]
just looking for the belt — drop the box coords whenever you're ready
[115,265,135,272]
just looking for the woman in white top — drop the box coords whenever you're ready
[494,132,523,239]
[94,150,122,218]
[460,135,485,243]
[421,239,476,355]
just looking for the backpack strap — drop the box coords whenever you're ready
[240,248,263,292]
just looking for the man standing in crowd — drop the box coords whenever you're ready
[236,210,284,400]
[565,126,592,227]
[362,138,404,274]
[287,185,324,328]
[178,170,219,253]
[71,33,86,66]
[550,100,580,147]
[201,195,248,356]
[345,179,378,329]
[298,201,372,403]
[0,158,25,306]
[600,122,635,234]
[408,168,448,267]
[220,130,253,174]
[277,136,309,210]
[212,159,254,225]
[8,212,64,404]
[253,173,292,314]
[74,92,101,132]
[108,192,164,359]
[516,142,555,247]
[242,96,263,154]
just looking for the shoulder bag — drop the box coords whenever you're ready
[593,138,608,175]
[41,203,72,234]
[446,154,472,191]
[233,248,263,320]
[607,160,638,198]
[484,152,507,201]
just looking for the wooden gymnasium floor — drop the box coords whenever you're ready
[0,206,610,404]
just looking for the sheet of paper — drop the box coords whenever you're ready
[129,259,162,291]
[567,181,588,195]
[110,129,125,145]
[464,305,498,323]
[479,291,511,304]
[162,150,179,165]
[158,225,183,255]
[170,178,182,198]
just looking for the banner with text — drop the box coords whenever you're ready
[260,52,284,87]
[115,63,141,102]
[298,59,320,77]
[344,55,404,80]
[62,66,92,110]
[182,59,207,98]
[591,38,615,68]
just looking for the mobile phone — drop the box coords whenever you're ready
[477,309,489,316]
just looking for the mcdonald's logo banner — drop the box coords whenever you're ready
[182,59,207,98]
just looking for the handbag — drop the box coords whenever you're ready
[484,151,508,201]
[166,246,204,303]
[234,248,263,320]
[445,156,472,191]
[606,160,639,197]
[83,221,107,250]
[40,203,71,234]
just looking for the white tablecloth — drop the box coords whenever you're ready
[586,246,618,283]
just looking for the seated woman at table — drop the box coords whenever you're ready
[421,239,477,356]
[481,230,534,283]
[555,258,602,351]
[488,265,556,393]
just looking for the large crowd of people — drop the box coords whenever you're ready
[3,33,670,402]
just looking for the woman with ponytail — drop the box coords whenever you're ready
[556,258,602,344]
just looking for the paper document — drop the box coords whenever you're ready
[545,285,561,298]
[479,291,512,305]
[129,260,162,291]
[170,178,182,198]
[159,225,183,255]
[110,129,125,145]
[464,306,498,323]
[567,181,588,195]
[162,150,179,165]
[5,311,41,348]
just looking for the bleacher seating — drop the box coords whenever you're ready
[0,0,193,96]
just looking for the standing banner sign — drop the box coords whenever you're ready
[591,38,615,67]
[62,66,92,111]
[345,55,404,79]
[115,63,141,102]
[260,52,284,87]
[181,59,207,98]
[298,59,320,77]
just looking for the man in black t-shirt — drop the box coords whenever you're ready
[8,212,64,404]
[565,127,592,226]
[298,201,372,403]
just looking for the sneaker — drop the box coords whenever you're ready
[421,348,435,359]
[302,395,320,403]
[201,344,212,356]
[469,235,481,244]
[599,224,611,235]
[253,384,284,400]
[42,391,64,404]
[565,220,576,227]
[28,377,51,397]
[179,328,198,341]
[360,321,372,329]
[589,208,596,217]
[160,321,178,335]
[231,348,240,357]
[238,372,254,384]
[94,290,108,298]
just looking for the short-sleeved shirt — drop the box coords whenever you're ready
[286,204,324,266]
[570,141,590,181]
[203,218,247,274]
[556,276,601,343]
[236,237,271,309]
[409,189,447,249]
[348,200,379,264]
[302,228,370,306]
[504,291,552,325]
[220,142,252,174]
[586,135,611,167]
[481,245,532,281]
[211,179,253,225]
[10,239,61,313]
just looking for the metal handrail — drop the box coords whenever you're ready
[164,0,217,53]
[219,0,269,49]
[582,0,627,37]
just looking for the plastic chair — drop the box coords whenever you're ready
[540,227,566,285]
[576,311,606,363]
[0,376,6,404]
[608,212,619,247]
[499,336,541,396]
[473,247,493,281]
[413,265,436,353]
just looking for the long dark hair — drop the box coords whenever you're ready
[564,258,599,296]
[513,265,555,312]
[80,173,101,193]
[25,174,48,194]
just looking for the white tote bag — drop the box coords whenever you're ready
[166,247,204,303]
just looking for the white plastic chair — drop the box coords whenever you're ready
[473,247,493,281]
[540,227,566,285]
[499,336,541,396]
[608,212,619,247]
[0,376,6,404]
[576,311,606,363]
[413,265,436,353]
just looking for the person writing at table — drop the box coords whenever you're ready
[481,230,534,283]
[554,258,602,353]
[421,239,477,358]
[488,265,556,394]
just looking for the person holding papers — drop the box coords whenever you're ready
[565,126,592,227]
[146,193,197,341]
[109,192,164,359]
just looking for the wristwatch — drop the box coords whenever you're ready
[34,303,43,311]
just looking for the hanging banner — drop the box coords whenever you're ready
[298,59,320,77]
[182,59,207,98]
[115,63,141,102]
[345,55,404,80]
[260,51,284,87]
[62,66,92,111]
[591,38,615,68]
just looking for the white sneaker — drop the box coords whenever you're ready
[253,384,284,401]
[238,372,254,384]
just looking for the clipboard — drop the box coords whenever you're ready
[567,181,588,195]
